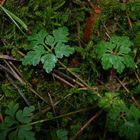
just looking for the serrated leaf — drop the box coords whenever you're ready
[127,105,140,120]
[41,54,57,73]
[96,41,112,59]
[101,54,112,69]
[16,106,34,124]
[28,30,48,47]
[6,102,19,118]
[17,125,35,140]
[55,43,75,58]
[45,35,55,46]
[22,45,46,66]
[8,125,35,140]
[96,35,134,73]
[112,56,125,73]
[110,36,133,49]
[119,45,131,54]
[119,121,140,140]
[5,116,17,127]
[123,55,135,68]
[53,27,69,43]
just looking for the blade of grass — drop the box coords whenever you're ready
[0,5,28,34]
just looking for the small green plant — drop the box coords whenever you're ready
[22,27,75,73]
[96,36,135,73]
[0,102,35,140]
[98,92,140,140]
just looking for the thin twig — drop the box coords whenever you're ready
[4,60,48,104]
[126,11,132,28]
[70,109,103,140]
[0,0,6,6]
[52,73,75,87]
[33,93,74,118]
[0,94,4,101]
[54,70,85,87]
[77,22,82,48]
[58,61,90,88]
[135,71,140,85]
[116,77,140,109]
[0,64,14,76]
[0,54,16,61]
[47,92,59,127]
[5,73,30,106]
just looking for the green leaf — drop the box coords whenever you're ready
[22,27,75,73]
[119,45,131,54]
[96,41,112,59]
[101,54,113,69]
[53,27,69,43]
[28,30,48,47]
[123,55,135,68]
[17,125,35,140]
[41,54,57,73]
[16,106,35,124]
[119,121,140,140]
[112,56,125,73]
[45,35,55,46]
[22,45,46,66]
[5,116,17,127]
[0,102,36,140]
[8,125,35,140]
[98,92,124,109]
[110,36,133,49]
[55,43,75,58]
[96,35,135,73]
[127,105,140,120]
[6,102,19,118]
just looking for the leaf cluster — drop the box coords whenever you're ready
[96,36,135,73]
[0,102,35,140]
[22,27,75,73]
[99,92,140,140]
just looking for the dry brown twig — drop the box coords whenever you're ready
[3,60,49,104]
[0,0,6,6]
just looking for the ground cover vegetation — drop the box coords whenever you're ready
[0,0,140,140]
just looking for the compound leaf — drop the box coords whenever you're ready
[96,35,135,73]
[41,54,57,73]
